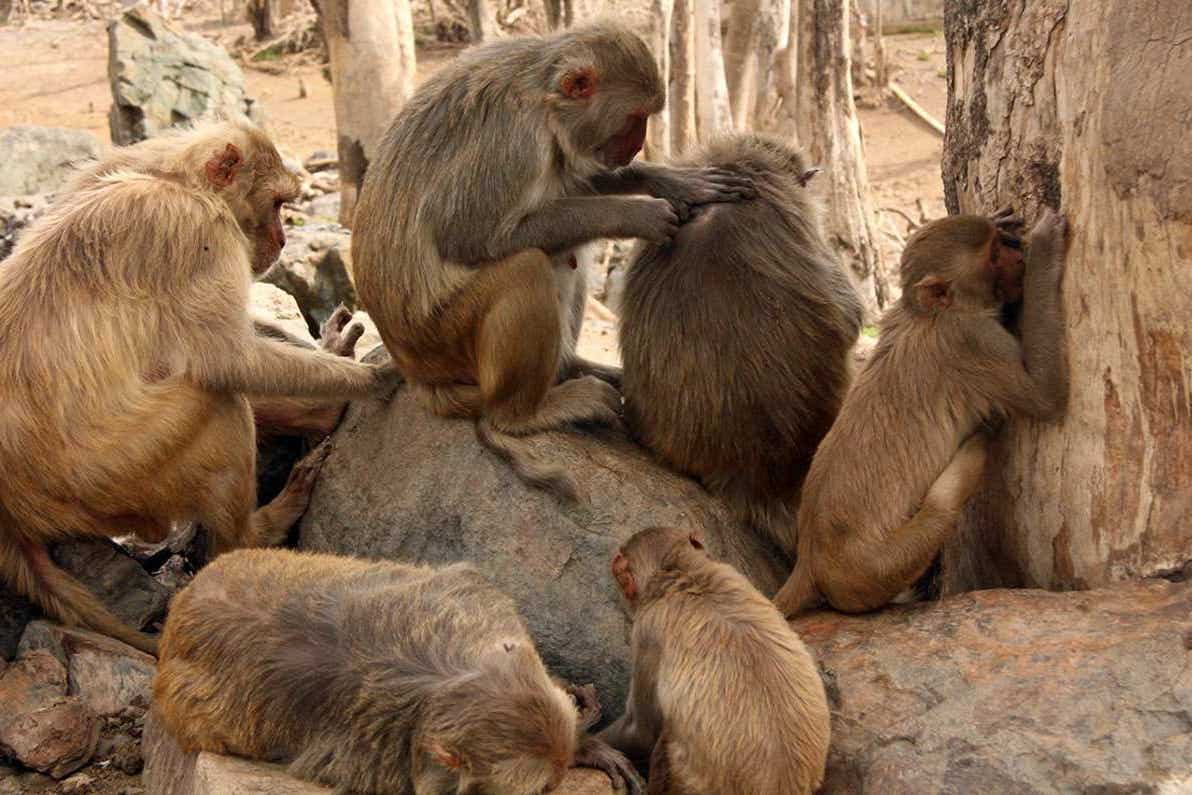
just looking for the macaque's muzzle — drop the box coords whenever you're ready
[603,114,648,167]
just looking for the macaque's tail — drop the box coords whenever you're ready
[0,533,159,656]
[773,564,824,619]
[476,419,585,505]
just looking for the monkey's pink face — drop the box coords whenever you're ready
[599,113,648,168]
[991,236,1025,303]
[611,550,638,603]
[251,198,288,275]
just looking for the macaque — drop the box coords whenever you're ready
[601,527,831,795]
[351,21,753,504]
[618,134,863,554]
[0,121,397,655]
[155,548,642,794]
[775,209,1069,616]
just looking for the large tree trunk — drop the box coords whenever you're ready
[693,0,732,140]
[795,0,886,314]
[644,0,674,160]
[668,0,697,154]
[246,0,274,39]
[467,0,496,42]
[317,0,415,226]
[940,0,1192,591]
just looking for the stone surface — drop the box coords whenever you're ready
[800,580,1192,793]
[107,7,260,145]
[52,540,170,632]
[249,282,314,344]
[143,708,615,794]
[0,194,51,262]
[0,586,35,661]
[19,621,155,719]
[0,128,99,196]
[0,650,100,778]
[260,222,354,333]
[298,386,786,711]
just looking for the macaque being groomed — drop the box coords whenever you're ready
[774,209,1070,617]
[600,528,831,795]
[352,21,754,504]
[618,134,863,555]
[155,548,641,794]
[0,121,397,655]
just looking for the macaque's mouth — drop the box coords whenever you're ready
[601,116,648,167]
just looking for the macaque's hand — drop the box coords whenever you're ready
[319,304,365,359]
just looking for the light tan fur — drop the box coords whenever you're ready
[155,548,640,794]
[775,209,1069,616]
[601,527,831,795]
[0,121,395,655]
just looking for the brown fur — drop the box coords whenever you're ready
[352,21,753,504]
[0,121,395,655]
[155,548,639,794]
[774,209,1070,616]
[601,527,831,795]
[618,134,863,555]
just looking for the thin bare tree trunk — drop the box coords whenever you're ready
[693,0,732,140]
[669,0,697,154]
[940,0,1192,592]
[645,0,675,160]
[316,0,415,226]
[795,0,886,313]
[247,0,274,40]
[760,0,797,135]
[724,0,761,129]
[468,0,496,42]
[872,0,886,87]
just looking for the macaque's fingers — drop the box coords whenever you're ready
[341,322,365,352]
[574,736,644,795]
[1027,208,1069,262]
[690,168,757,203]
[322,304,353,336]
[566,682,602,729]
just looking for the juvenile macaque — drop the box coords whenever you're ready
[0,121,396,655]
[352,21,753,504]
[601,527,831,795]
[618,134,862,554]
[775,209,1069,616]
[155,548,641,794]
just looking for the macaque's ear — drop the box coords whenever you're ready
[430,743,464,770]
[560,66,599,100]
[611,551,637,601]
[205,143,243,189]
[688,532,705,551]
[913,275,952,311]
[797,167,821,187]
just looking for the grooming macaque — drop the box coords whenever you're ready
[775,209,1070,617]
[352,21,753,504]
[601,527,830,795]
[618,134,863,555]
[156,549,642,794]
[0,121,396,655]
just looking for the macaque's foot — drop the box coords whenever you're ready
[573,734,644,795]
[280,440,332,508]
[319,304,365,358]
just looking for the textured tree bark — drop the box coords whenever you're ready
[467,0,496,42]
[316,0,415,226]
[644,0,675,160]
[669,0,697,154]
[940,0,1192,591]
[693,0,733,140]
[724,0,786,130]
[246,0,274,40]
[795,0,886,313]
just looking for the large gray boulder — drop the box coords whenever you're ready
[107,7,261,145]
[803,579,1192,793]
[298,388,787,711]
[0,128,99,196]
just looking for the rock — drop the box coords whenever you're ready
[0,193,51,262]
[143,708,615,794]
[18,621,155,718]
[51,540,170,632]
[107,7,261,145]
[60,772,95,793]
[298,386,786,711]
[0,128,100,196]
[0,650,100,778]
[800,580,1192,793]
[302,150,336,172]
[151,555,193,594]
[0,771,55,794]
[301,191,341,221]
[250,282,315,344]
[261,222,355,331]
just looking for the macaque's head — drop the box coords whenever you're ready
[611,527,706,611]
[420,640,577,794]
[196,122,301,274]
[899,215,1025,315]
[544,22,665,174]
